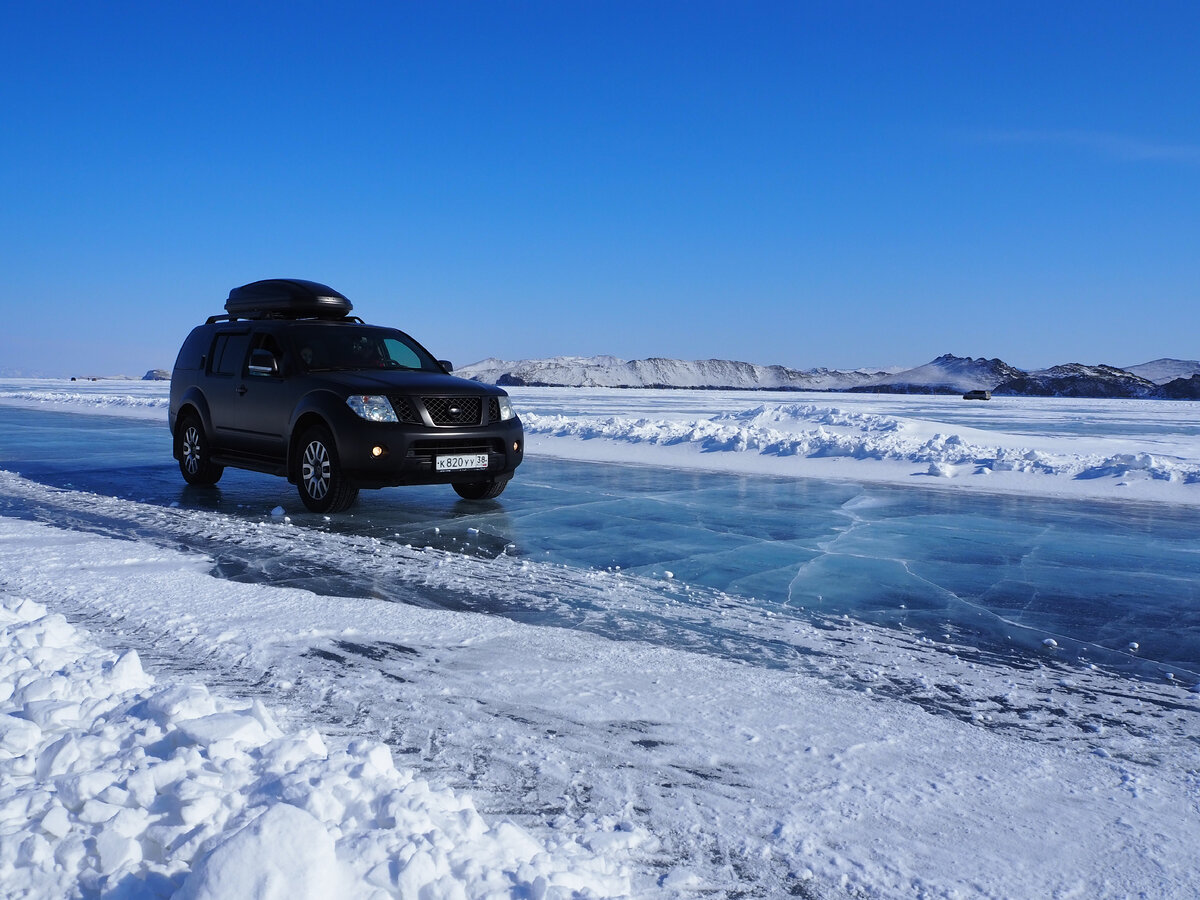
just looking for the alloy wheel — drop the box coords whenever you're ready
[302,440,331,500]
[182,426,202,476]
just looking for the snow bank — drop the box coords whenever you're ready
[0,589,630,897]
[521,400,1200,504]
[0,380,168,421]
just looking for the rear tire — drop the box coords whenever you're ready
[296,425,359,513]
[453,476,510,501]
[176,414,224,486]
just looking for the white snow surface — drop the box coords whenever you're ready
[0,523,631,899]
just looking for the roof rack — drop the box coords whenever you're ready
[205,313,366,325]
[222,278,355,321]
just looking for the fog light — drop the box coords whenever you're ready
[513,441,521,453]
[371,445,386,458]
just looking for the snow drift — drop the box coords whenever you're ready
[0,573,630,899]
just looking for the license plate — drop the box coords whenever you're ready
[436,453,489,472]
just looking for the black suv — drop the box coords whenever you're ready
[169,279,523,512]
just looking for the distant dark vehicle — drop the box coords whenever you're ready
[169,279,523,512]
[962,390,992,401]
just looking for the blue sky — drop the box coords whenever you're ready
[2,1,1197,376]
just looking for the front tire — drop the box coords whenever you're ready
[453,476,510,501]
[296,426,359,513]
[176,415,224,486]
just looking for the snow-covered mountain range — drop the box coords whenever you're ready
[457,354,1200,399]
[1125,358,1200,384]
[456,356,892,391]
[848,355,1024,394]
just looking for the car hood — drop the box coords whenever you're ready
[316,370,503,395]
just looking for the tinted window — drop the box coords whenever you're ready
[288,325,441,373]
[383,337,424,369]
[210,332,252,376]
[172,327,211,372]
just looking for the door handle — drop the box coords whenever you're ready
[236,384,248,396]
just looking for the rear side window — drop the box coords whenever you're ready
[172,327,211,372]
[210,332,251,376]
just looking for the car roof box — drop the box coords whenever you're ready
[225,279,353,320]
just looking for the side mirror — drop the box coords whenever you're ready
[248,348,279,377]
[438,360,454,373]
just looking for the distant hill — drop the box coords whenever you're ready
[1125,358,1200,385]
[993,364,1160,399]
[1157,374,1200,400]
[846,354,1024,394]
[457,356,888,391]
[456,355,1200,400]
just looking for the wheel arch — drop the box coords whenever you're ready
[286,390,351,483]
[287,411,335,484]
[171,391,214,459]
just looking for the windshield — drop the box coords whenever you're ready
[287,324,443,373]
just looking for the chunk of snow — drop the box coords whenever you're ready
[107,648,148,691]
[175,712,270,749]
[0,714,41,757]
[176,804,352,900]
[38,805,71,840]
[146,684,218,722]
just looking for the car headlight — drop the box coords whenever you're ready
[347,394,398,422]
[496,396,516,421]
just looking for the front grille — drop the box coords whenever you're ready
[387,395,421,424]
[422,396,482,426]
[488,398,501,423]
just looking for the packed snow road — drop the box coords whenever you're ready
[1,389,1199,898]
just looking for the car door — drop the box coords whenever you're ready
[205,328,253,451]
[226,329,295,461]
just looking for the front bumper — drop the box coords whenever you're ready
[334,415,524,488]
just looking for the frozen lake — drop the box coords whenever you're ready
[0,403,1196,679]
[1,382,1199,898]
